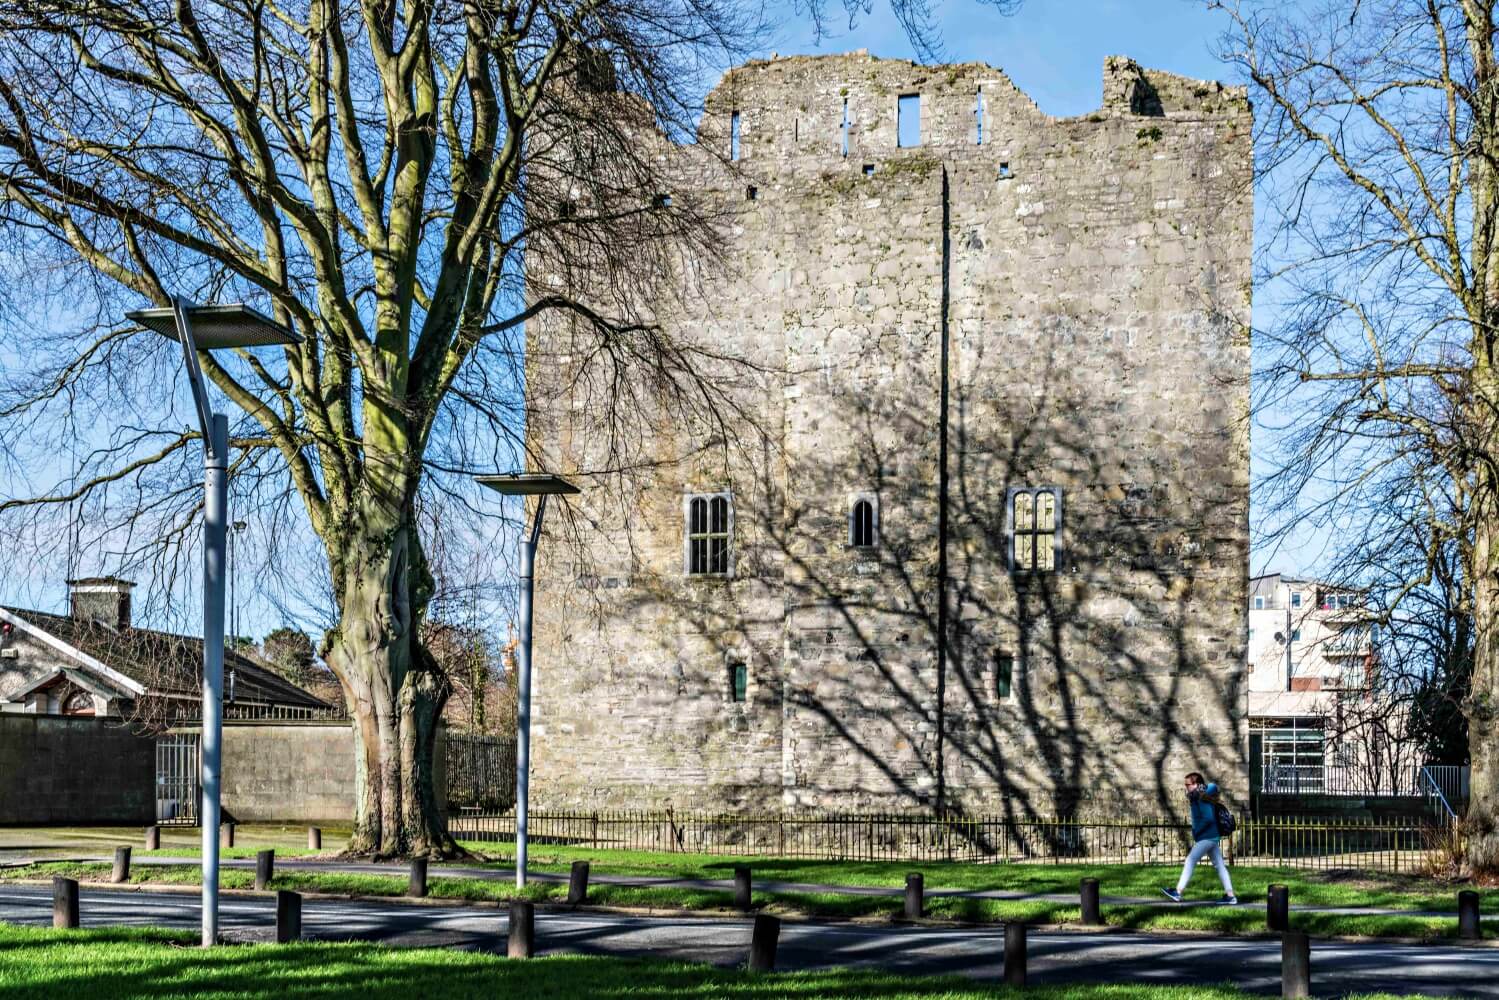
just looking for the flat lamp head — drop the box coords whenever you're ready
[126,304,299,349]
[476,473,581,496]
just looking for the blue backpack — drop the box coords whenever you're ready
[1213,801,1237,837]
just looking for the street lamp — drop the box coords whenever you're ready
[476,472,579,888]
[126,298,297,946]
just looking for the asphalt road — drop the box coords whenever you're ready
[1,884,1495,996]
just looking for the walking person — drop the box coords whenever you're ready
[1162,771,1237,904]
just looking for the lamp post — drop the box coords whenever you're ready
[126,299,298,946]
[476,473,579,888]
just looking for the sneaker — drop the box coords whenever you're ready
[1219,895,1239,905]
[1161,888,1183,903]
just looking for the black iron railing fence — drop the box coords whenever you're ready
[445,734,516,812]
[447,809,1452,873]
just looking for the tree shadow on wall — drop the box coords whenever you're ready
[583,324,1246,839]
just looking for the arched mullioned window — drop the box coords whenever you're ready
[849,496,878,548]
[1008,487,1062,573]
[686,493,732,575]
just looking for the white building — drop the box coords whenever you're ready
[1245,573,1413,796]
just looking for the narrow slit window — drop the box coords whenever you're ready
[686,493,732,576]
[862,163,875,177]
[975,87,984,145]
[898,94,921,148]
[850,497,877,548]
[730,111,741,161]
[841,98,850,157]
[746,185,758,201]
[1009,487,1061,573]
[996,652,1014,700]
[999,162,1011,180]
[730,662,747,702]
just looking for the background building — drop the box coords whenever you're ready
[1247,572,1418,799]
[0,577,328,720]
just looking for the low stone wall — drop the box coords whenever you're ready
[0,714,452,826]
[0,713,155,824]
[219,721,357,824]
[218,720,449,824]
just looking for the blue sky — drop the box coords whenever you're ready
[3,1,1281,641]
[759,0,1232,116]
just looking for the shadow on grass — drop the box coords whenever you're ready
[0,925,1347,1000]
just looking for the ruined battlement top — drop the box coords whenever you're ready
[694,50,1248,166]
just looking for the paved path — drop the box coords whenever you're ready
[116,856,1475,919]
[0,884,1493,996]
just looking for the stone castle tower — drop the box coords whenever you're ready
[523,51,1251,817]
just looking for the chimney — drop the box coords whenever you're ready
[66,577,135,630]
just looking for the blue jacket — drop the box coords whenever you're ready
[1188,785,1220,841]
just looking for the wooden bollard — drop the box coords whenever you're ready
[905,872,924,919]
[1459,890,1481,940]
[733,865,752,911]
[1003,922,1027,987]
[255,849,276,891]
[1267,884,1290,932]
[220,822,235,849]
[307,827,322,851]
[111,846,131,884]
[749,914,780,972]
[408,857,428,898]
[144,826,159,851]
[275,890,302,943]
[508,899,535,959]
[1282,930,1310,998]
[567,861,590,905]
[52,877,79,929]
[1080,877,1101,925]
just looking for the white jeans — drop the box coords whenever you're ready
[1177,838,1234,895]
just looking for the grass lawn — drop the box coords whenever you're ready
[1,824,349,860]
[0,924,1432,999]
[2,857,1491,941]
[87,825,1476,918]
[453,840,1481,914]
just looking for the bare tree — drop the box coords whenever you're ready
[1217,0,1497,871]
[0,0,764,857]
[794,0,1021,63]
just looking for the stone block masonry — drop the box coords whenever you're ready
[0,714,155,824]
[218,721,448,824]
[218,722,360,824]
[526,52,1251,818]
[0,715,451,825]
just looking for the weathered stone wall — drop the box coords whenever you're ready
[218,722,449,824]
[526,51,1251,817]
[218,722,357,823]
[0,717,450,826]
[0,714,155,824]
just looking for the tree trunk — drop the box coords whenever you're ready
[323,506,455,858]
[1467,512,1499,875]
[1463,0,1499,878]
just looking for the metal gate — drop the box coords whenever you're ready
[155,733,200,825]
